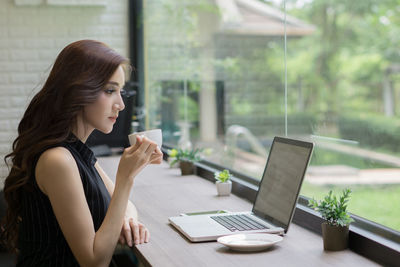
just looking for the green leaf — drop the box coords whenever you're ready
[214,169,232,182]
[309,188,353,226]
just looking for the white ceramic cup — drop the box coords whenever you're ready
[128,129,162,147]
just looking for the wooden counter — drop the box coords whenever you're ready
[98,157,378,267]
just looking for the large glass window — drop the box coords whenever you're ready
[143,0,400,232]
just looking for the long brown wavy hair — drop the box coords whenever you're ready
[1,40,129,253]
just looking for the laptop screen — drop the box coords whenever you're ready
[252,137,313,232]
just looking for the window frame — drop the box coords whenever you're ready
[129,0,146,132]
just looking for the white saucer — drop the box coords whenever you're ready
[217,233,283,252]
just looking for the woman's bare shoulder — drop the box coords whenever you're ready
[37,146,76,169]
[35,146,80,194]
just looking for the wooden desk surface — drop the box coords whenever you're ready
[98,157,378,267]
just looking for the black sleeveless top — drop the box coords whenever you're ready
[17,137,111,267]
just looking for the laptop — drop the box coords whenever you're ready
[168,136,314,242]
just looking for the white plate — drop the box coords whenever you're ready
[217,233,283,252]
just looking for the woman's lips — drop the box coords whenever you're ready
[109,117,117,123]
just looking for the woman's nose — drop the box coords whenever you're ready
[114,96,125,111]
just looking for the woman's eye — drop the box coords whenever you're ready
[105,88,116,95]
[120,89,127,96]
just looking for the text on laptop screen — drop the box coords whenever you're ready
[253,140,311,227]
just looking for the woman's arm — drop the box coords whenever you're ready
[36,139,158,267]
[96,162,144,246]
[95,162,138,222]
[95,146,162,245]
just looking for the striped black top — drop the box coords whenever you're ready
[17,137,111,267]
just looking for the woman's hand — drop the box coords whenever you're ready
[150,146,163,165]
[119,217,150,246]
[117,136,158,182]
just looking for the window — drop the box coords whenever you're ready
[141,0,400,248]
[284,0,400,233]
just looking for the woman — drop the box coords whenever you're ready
[1,40,163,266]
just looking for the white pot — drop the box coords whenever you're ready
[216,180,232,196]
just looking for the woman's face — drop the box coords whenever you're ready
[82,65,126,135]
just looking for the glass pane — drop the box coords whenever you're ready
[143,0,400,232]
[285,0,400,232]
[144,0,286,178]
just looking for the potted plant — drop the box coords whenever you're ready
[167,148,179,168]
[214,169,232,196]
[168,148,203,175]
[308,188,354,251]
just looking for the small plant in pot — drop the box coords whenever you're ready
[308,188,354,251]
[167,148,179,168]
[168,148,203,175]
[214,169,232,196]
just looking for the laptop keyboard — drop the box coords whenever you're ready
[210,214,269,232]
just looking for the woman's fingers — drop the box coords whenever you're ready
[125,136,160,158]
[149,152,163,164]
[123,220,133,247]
[140,224,146,243]
[127,219,150,245]
[145,143,158,157]
[124,135,143,154]
[136,137,152,153]
[120,219,150,246]
[129,218,140,245]
[119,233,125,245]
[138,138,159,162]
[145,227,150,242]
[148,146,163,164]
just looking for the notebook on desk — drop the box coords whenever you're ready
[168,136,314,242]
